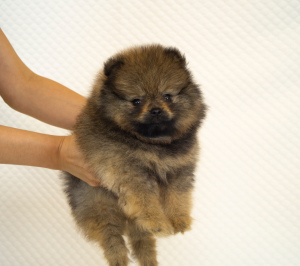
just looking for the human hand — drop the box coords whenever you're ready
[57,134,101,187]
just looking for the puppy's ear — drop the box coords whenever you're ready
[164,47,186,65]
[104,56,124,77]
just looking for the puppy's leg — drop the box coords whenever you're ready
[160,173,194,234]
[72,189,129,266]
[116,176,173,236]
[127,219,158,266]
[162,188,193,234]
[97,221,129,266]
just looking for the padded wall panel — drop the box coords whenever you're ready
[1,1,299,265]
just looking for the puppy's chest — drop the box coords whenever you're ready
[93,136,197,187]
[134,150,191,185]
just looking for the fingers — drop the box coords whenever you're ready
[79,170,102,187]
[57,134,102,187]
[86,179,102,187]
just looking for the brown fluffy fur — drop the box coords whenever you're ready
[63,44,206,266]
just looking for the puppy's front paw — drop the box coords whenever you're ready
[170,215,192,234]
[137,212,174,236]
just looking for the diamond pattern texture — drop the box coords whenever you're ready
[1,0,300,265]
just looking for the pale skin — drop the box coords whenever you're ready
[0,28,100,187]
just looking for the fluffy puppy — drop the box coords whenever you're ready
[63,44,206,266]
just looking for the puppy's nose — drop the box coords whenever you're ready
[150,108,162,116]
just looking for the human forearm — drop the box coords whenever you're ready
[0,125,100,186]
[0,29,86,130]
[11,74,86,130]
[0,125,62,169]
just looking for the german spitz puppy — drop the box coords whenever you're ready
[63,44,206,266]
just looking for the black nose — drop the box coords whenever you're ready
[150,108,162,116]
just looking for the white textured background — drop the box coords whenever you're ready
[1,1,300,265]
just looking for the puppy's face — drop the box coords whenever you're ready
[94,45,206,144]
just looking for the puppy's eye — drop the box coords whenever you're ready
[132,99,142,106]
[163,94,172,101]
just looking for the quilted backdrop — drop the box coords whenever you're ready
[0,1,299,265]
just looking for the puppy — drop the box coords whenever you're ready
[63,44,206,266]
